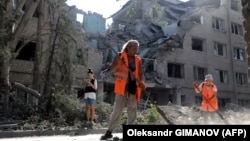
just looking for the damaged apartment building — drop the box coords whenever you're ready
[4,0,250,110]
[102,0,250,108]
[1,1,104,109]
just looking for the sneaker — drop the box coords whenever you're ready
[90,121,95,126]
[100,130,113,140]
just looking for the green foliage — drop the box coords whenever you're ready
[137,114,147,123]
[146,104,160,123]
[125,4,137,19]
[120,112,128,125]
[0,48,12,61]
[95,93,113,122]
[52,90,83,125]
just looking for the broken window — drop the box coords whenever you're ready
[15,40,36,61]
[212,17,224,31]
[167,63,184,78]
[231,0,240,11]
[215,69,228,84]
[77,13,84,23]
[214,42,226,57]
[235,72,247,86]
[144,58,156,73]
[193,66,207,81]
[118,24,125,31]
[192,38,204,51]
[233,47,245,61]
[231,23,243,36]
[191,15,203,24]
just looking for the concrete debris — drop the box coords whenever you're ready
[104,21,184,83]
[139,102,250,125]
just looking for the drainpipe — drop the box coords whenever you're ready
[227,0,237,104]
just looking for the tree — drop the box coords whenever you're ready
[42,1,79,100]
[32,0,44,103]
[0,0,41,114]
[241,0,250,85]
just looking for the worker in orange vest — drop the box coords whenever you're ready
[193,74,218,124]
[101,40,145,140]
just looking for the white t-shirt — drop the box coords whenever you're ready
[198,82,217,93]
[84,79,97,100]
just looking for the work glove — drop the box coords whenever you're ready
[138,80,146,90]
[193,82,198,89]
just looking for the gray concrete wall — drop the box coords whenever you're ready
[156,0,250,106]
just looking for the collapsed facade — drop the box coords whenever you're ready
[101,0,250,108]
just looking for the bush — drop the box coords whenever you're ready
[146,104,160,123]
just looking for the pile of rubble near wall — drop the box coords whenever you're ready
[139,102,250,125]
[104,21,184,83]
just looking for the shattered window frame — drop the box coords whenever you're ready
[193,66,207,81]
[215,69,229,84]
[212,17,225,31]
[231,22,243,36]
[230,0,240,11]
[191,38,204,51]
[213,42,226,57]
[235,72,247,86]
[167,63,184,79]
[233,47,245,61]
[191,15,202,24]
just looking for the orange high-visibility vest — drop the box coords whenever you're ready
[201,83,218,112]
[114,51,142,102]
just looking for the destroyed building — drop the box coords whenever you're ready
[2,0,250,112]
[0,1,104,111]
[102,0,250,108]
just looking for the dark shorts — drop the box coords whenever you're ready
[85,98,96,105]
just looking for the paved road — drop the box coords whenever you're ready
[0,133,123,141]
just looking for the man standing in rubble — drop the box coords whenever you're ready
[100,39,145,140]
[193,74,218,124]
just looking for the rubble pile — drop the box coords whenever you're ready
[140,102,250,125]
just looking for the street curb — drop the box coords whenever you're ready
[0,128,122,138]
